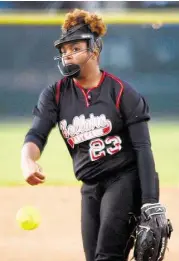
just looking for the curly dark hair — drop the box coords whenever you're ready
[62,9,107,37]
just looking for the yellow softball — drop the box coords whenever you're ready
[16,206,41,230]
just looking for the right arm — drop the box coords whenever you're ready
[21,85,58,185]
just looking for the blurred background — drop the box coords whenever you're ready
[0,1,178,186]
[0,3,178,261]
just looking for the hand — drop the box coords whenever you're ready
[134,202,173,261]
[21,158,45,186]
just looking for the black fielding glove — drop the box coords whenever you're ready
[133,203,173,261]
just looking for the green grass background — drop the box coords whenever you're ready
[1,121,178,187]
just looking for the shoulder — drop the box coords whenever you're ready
[53,77,71,105]
[54,76,69,94]
[39,77,69,104]
[121,80,142,103]
[104,71,125,89]
[104,71,142,107]
[39,84,56,102]
[104,71,139,95]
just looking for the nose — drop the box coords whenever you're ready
[63,50,73,59]
[63,52,74,63]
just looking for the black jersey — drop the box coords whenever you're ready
[25,70,158,203]
[55,71,149,181]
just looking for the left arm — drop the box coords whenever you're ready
[127,121,159,204]
[120,82,159,204]
[120,82,173,260]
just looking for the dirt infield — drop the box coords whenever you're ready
[0,186,178,261]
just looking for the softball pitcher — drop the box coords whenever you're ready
[21,9,172,261]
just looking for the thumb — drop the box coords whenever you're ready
[35,163,45,180]
[36,163,42,172]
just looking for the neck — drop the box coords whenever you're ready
[73,67,102,89]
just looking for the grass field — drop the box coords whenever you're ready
[1,120,179,187]
[0,121,178,261]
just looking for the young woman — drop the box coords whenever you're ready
[21,9,171,261]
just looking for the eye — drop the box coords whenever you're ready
[60,50,66,56]
[73,47,80,52]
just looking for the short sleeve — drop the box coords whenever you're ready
[120,81,150,126]
[32,85,58,126]
[24,84,58,152]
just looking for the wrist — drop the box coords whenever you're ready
[142,202,160,209]
[21,156,34,169]
[142,198,158,205]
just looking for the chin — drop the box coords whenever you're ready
[74,71,83,79]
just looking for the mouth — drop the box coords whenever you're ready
[63,61,77,66]
[65,62,74,65]
[62,59,73,66]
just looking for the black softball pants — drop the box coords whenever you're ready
[81,170,141,261]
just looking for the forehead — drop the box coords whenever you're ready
[61,40,87,50]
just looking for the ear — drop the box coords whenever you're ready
[92,48,100,60]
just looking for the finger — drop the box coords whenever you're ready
[34,176,45,183]
[34,172,45,180]
[27,175,44,185]
[26,177,39,186]
[29,180,40,186]
[29,179,44,186]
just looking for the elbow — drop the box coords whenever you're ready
[132,142,151,151]
[23,130,47,155]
